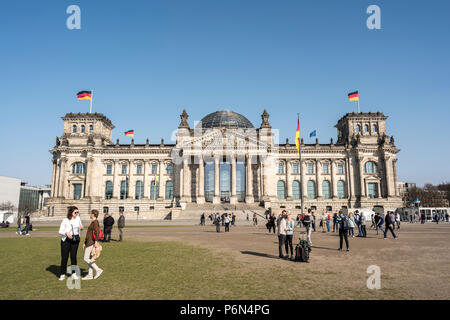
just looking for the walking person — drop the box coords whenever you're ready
[58,206,82,281]
[375,213,384,235]
[268,214,276,234]
[24,212,31,236]
[224,213,230,232]
[370,214,376,229]
[285,212,295,260]
[332,213,338,232]
[336,211,350,251]
[354,210,363,237]
[311,212,316,232]
[326,212,331,232]
[117,211,125,242]
[361,214,367,237]
[253,213,258,226]
[231,213,236,226]
[102,213,114,242]
[214,213,221,232]
[16,214,24,235]
[200,213,205,226]
[383,211,398,239]
[348,212,355,238]
[277,211,287,259]
[395,212,401,229]
[82,210,103,280]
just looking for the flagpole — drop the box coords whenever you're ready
[298,113,304,217]
[90,89,93,113]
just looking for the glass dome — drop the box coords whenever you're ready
[197,110,254,129]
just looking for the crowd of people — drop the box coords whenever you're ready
[57,206,126,281]
[15,213,32,236]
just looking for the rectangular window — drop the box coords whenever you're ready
[337,164,344,174]
[151,164,157,174]
[103,207,109,214]
[134,206,140,212]
[307,164,314,174]
[119,206,124,213]
[121,165,127,174]
[368,183,379,198]
[73,184,82,200]
[166,165,173,174]
[292,164,299,174]
[137,164,143,175]
[278,164,284,174]
[106,164,112,175]
[323,164,329,174]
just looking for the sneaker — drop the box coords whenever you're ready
[82,275,93,280]
[58,275,66,281]
[26,233,30,236]
[346,249,350,252]
[94,269,103,279]
[15,231,19,235]
[338,248,342,251]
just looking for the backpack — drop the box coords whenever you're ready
[342,217,350,230]
[295,236,311,262]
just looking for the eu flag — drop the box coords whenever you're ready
[309,130,316,138]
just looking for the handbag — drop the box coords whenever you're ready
[71,225,80,242]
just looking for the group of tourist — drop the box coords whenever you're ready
[58,206,126,281]
[16,212,32,236]
[0,221,10,228]
[211,212,235,232]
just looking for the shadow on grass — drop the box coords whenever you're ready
[240,251,279,260]
[46,265,88,278]
[311,246,338,251]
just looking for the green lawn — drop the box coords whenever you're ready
[0,237,403,300]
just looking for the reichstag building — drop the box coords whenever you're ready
[47,109,403,219]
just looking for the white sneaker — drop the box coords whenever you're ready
[26,233,30,236]
[94,269,103,279]
[82,275,93,280]
[58,275,66,281]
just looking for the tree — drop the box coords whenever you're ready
[0,201,17,212]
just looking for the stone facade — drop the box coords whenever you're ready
[47,110,403,219]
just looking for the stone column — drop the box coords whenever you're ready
[158,159,164,200]
[302,161,308,200]
[143,160,148,199]
[230,154,237,204]
[359,157,366,197]
[393,159,399,196]
[286,160,292,200]
[58,157,67,199]
[113,160,120,199]
[197,155,205,204]
[331,160,337,199]
[256,160,261,201]
[85,157,94,198]
[183,158,190,201]
[316,161,322,198]
[127,161,134,200]
[346,157,355,200]
[246,154,254,203]
[213,156,220,204]
[51,159,57,198]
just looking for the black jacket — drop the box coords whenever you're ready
[103,216,115,228]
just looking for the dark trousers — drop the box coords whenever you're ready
[384,224,397,238]
[278,234,286,257]
[60,238,79,276]
[25,224,30,234]
[104,227,112,241]
[216,224,220,232]
[361,225,367,237]
[339,229,349,249]
[225,223,230,232]
[268,224,275,233]
[285,234,293,256]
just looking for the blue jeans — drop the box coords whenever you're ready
[376,225,384,234]
[16,224,23,234]
[357,223,363,236]
[326,220,330,232]
[349,227,354,236]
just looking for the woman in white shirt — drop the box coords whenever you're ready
[58,206,83,281]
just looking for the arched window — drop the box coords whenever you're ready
[81,125,85,133]
[292,181,300,199]
[150,180,159,200]
[135,181,144,199]
[166,164,173,174]
[120,181,128,199]
[72,162,86,174]
[372,124,377,133]
[105,181,113,199]
[165,181,174,200]
[364,124,369,132]
[89,124,94,133]
[72,125,77,133]
[356,125,361,133]
[277,181,286,199]
[364,161,378,173]
[307,181,316,199]
[337,180,346,199]
[322,180,331,199]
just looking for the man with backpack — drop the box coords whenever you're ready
[336,211,350,251]
[383,211,398,239]
[303,209,313,246]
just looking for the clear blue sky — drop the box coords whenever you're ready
[1,0,449,187]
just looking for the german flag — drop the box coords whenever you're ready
[295,118,300,155]
[124,130,134,137]
[348,91,359,102]
[77,91,92,101]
